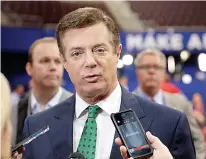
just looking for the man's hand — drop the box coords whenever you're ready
[11,152,23,159]
[11,146,25,159]
[115,131,173,159]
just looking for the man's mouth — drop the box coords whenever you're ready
[84,74,101,82]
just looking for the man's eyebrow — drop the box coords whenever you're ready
[68,43,108,52]
[93,43,107,48]
[40,56,50,59]
[69,47,84,52]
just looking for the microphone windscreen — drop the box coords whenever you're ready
[68,152,85,159]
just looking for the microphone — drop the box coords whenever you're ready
[12,125,49,155]
[68,152,85,159]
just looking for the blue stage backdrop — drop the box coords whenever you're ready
[2,26,206,54]
[2,26,206,103]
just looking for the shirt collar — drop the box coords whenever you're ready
[138,87,163,104]
[75,83,122,118]
[31,87,63,109]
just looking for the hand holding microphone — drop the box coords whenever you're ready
[11,126,49,157]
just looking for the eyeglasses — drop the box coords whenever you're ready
[137,65,165,71]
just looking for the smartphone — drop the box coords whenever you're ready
[111,109,153,159]
[12,125,49,155]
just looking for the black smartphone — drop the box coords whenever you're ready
[12,125,49,155]
[111,109,153,159]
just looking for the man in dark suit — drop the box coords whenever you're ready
[11,37,73,145]
[22,8,195,159]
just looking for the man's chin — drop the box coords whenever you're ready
[44,82,60,88]
[145,83,157,89]
[83,85,104,94]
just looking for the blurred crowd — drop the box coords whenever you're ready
[119,70,206,154]
[1,44,206,158]
[0,3,206,158]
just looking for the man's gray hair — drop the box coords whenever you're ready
[134,48,166,68]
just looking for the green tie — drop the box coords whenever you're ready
[77,105,101,159]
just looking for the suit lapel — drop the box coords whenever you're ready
[163,93,179,111]
[110,87,154,159]
[59,88,72,102]
[17,95,30,143]
[48,95,75,159]
[163,93,174,107]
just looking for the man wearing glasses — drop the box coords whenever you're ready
[133,48,205,159]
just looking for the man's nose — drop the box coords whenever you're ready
[49,61,57,71]
[148,66,156,74]
[84,52,97,68]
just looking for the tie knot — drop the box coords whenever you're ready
[88,105,101,118]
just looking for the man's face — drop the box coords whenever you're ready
[61,23,121,97]
[136,54,165,90]
[16,85,24,96]
[27,42,63,88]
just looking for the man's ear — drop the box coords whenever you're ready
[63,62,67,71]
[117,44,122,59]
[59,53,68,72]
[26,62,32,76]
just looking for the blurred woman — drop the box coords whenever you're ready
[192,92,206,154]
[193,93,206,127]
[1,73,12,158]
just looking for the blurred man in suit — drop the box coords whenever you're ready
[22,8,195,159]
[12,37,73,145]
[133,48,205,159]
[11,84,25,106]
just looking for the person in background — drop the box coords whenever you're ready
[1,73,22,159]
[118,76,129,90]
[11,84,25,106]
[13,37,73,145]
[1,73,12,159]
[133,48,205,159]
[160,73,181,94]
[1,73,24,159]
[192,93,206,151]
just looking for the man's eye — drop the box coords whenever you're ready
[94,48,106,53]
[55,60,61,64]
[41,59,50,63]
[72,52,81,57]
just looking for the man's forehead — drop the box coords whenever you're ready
[33,47,60,60]
[34,41,57,50]
[62,23,113,47]
[141,54,162,61]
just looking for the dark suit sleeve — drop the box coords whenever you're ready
[22,117,33,159]
[170,113,196,159]
[16,98,29,144]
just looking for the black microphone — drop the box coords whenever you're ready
[68,152,85,159]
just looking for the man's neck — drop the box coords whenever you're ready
[78,81,118,105]
[32,85,59,106]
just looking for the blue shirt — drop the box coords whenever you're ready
[137,88,164,105]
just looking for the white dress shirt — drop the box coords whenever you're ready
[30,87,63,114]
[73,84,122,159]
[11,91,21,106]
[138,88,164,105]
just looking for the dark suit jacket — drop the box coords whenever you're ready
[16,88,72,144]
[23,88,195,159]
